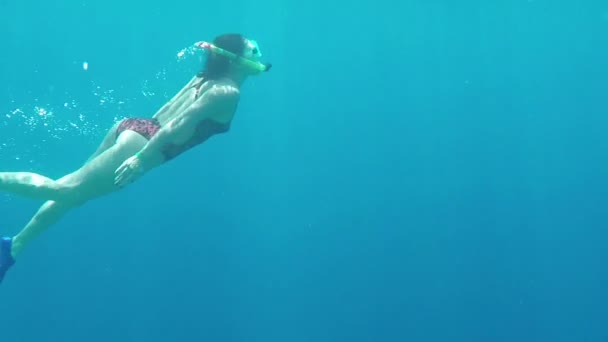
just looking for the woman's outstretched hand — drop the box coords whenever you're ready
[114,154,144,187]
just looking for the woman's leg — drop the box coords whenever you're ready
[0,173,68,201]
[2,131,148,258]
[0,131,147,203]
[10,201,74,257]
[83,120,123,165]
[0,120,124,202]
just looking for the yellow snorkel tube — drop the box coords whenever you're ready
[195,41,272,73]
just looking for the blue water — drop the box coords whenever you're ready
[1,1,607,341]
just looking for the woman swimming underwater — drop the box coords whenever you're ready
[0,33,272,283]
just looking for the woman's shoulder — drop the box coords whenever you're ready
[196,79,240,123]
[203,79,240,103]
[209,78,240,92]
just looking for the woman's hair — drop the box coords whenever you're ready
[198,33,247,79]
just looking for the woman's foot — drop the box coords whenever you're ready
[0,237,16,284]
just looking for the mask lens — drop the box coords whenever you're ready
[247,39,262,59]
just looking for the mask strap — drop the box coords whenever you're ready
[195,41,272,72]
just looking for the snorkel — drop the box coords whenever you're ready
[195,41,272,73]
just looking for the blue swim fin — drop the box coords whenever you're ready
[0,237,15,284]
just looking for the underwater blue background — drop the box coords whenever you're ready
[1,0,607,341]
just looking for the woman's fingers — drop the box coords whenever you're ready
[114,165,130,186]
[114,157,143,187]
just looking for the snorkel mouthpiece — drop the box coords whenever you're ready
[196,41,272,73]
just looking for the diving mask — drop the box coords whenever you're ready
[196,40,272,73]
